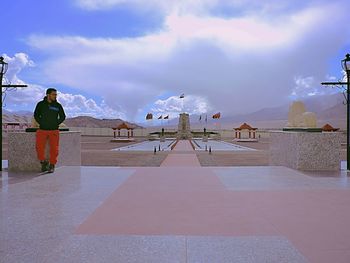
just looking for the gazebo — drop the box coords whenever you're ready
[322,123,339,132]
[234,123,258,142]
[111,122,135,142]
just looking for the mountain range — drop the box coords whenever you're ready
[218,93,346,129]
[2,110,142,129]
[3,93,346,130]
[154,93,346,130]
[63,116,143,129]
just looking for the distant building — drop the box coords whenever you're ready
[2,114,31,132]
[322,123,339,132]
[234,123,258,142]
[111,122,136,142]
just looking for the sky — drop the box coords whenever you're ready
[1,0,350,124]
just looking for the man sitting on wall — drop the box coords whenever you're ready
[34,88,66,173]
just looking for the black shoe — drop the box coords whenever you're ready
[40,160,49,172]
[48,164,55,173]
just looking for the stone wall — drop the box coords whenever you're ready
[270,131,341,171]
[8,131,81,172]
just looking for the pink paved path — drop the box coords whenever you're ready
[171,140,195,152]
[75,140,350,262]
[161,140,200,167]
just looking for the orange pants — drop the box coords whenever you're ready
[36,129,59,165]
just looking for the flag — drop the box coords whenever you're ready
[205,114,207,123]
[199,115,202,121]
[179,93,185,99]
[212,112,221,119]
[145,113,153,120]
[164,115,169,119]
[158,115,163,119]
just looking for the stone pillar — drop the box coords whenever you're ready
[177,113,192,139]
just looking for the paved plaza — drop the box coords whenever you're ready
[1,140,350,262]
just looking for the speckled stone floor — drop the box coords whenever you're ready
[1,141,349,262]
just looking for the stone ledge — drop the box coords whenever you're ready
[269,131,341,171]
[8,131,81,172]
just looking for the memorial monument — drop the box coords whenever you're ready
[177,113,192,139]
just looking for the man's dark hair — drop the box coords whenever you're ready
[46,88,57,95]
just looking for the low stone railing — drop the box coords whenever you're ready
[171,139,179,150]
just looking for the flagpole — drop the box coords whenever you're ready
[205,114,207,129]
[179,93,185,113]
[182,98,184,113]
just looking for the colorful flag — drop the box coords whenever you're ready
[164,115,169,119]
[205,114,207,123]
[179,93,185,99]
[199,115,202,121]
[145,113,153,120]
[212,112,221,119]
[158,115,163,119]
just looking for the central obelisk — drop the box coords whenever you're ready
[177,113,192,139]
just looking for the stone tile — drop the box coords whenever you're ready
[187,236,308,263]
[305,249,350,263]
[43,235,186,263]
[0,233,68,263]
[213,166,350,191]
[0,166,134,238]
[0,166,136,262]
[2,164,350,262]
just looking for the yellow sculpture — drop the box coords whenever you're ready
[286,101,317,128]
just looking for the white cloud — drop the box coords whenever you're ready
[57,92,125,118]
[1,53,125,119]
[2,84,44,109]
[1,53,41,108]
[2,53,34,85]
[74,0,221,13]
[74,0,333,16]
[27,6,325,56]
[151,95,211,119]
[4,84,125,119]
[290,69,349,99]
[290,76,318,98]
[25,0,350,120]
